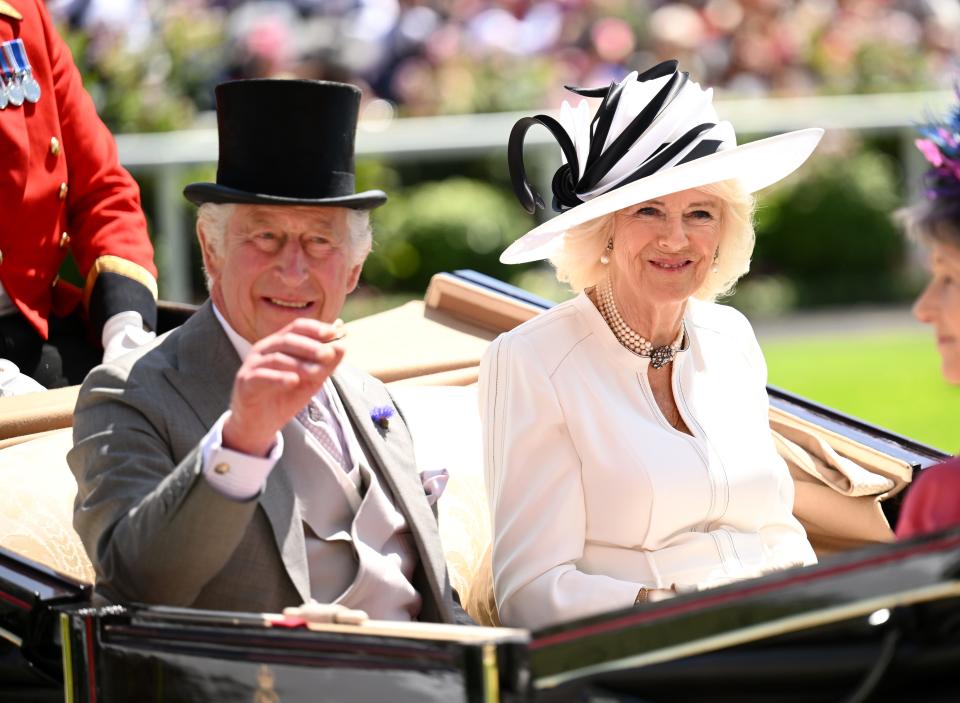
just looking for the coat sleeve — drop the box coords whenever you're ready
[40,0,158,333]
[67,362,258,606]
[479,332,640,630]
[734,312,818,570]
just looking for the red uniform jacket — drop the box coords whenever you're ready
[0,0,157,340]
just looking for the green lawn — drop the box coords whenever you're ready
[761,331,959,455]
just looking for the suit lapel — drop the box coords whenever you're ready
[162,302,237,429]
[332,367,451,619]
[162,302,311,603]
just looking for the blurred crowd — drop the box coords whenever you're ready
[48,0,960,129]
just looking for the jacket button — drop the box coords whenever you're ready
[51,274,60,288]
[50,137,60,156]
[0,249,4,265]
[60,232,70,248]
[59,183,68,200]
[213,462,230,475]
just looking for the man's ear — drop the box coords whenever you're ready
[346,263,362,293]
[196,220,221,282]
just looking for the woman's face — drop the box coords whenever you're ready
[914,239,960,384]
[609,188,723,306]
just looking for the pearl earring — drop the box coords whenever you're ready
[600,239,613,265]
[712,248,720,273]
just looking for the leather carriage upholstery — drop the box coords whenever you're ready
[0,274,912,625]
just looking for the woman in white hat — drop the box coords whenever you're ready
[479,61,823,629]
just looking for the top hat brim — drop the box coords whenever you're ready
[183,182,388,210]
[500,127,824,264]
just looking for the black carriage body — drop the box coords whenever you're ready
[59,606,529,703]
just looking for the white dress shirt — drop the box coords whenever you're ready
[479,292,817,630]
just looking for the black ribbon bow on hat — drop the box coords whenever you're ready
[508,60,724,215]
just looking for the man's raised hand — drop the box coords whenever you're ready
[222,318,345,456]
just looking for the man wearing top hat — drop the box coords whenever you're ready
[68,79,462,623]
[0,0,158,392]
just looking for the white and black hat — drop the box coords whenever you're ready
[502,60,823,264]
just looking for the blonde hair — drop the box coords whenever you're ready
[196,202,372,289]
[549,180,755,301]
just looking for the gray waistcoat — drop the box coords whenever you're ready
[281,392,421,621]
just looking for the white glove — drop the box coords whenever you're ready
[0,358,47,397]
[101,311,157,364]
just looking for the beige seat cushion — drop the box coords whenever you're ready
[0,385,78,441]
[0,427,94,584]
[390,385,498,624]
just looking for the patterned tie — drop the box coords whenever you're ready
[296,395,350,473]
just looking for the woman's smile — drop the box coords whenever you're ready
[647,257,694,272]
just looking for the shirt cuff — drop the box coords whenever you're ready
[201,411,283,500]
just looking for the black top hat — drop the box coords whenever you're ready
[183,79,386,209]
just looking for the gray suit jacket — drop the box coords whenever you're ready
[68,302,456,623]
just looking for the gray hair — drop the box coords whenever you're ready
[896,198,960,250]
[549,179,756,302]
[196,203,372,289]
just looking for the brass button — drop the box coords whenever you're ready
[59,182,68,200]
[59,231,70,248]
[51,274,60,288]
[49,137,60,156]
[213,462,230,475]
[0,249,4,265]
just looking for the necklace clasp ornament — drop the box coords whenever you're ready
[649,344,677,369]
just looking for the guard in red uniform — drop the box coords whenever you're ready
[0,0,157,390]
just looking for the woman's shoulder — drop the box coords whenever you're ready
[484,296,593,371]
[686,298,757,342]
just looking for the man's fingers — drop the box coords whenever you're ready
[254,332,346,367]
[242,353,334,386]
[239,367,302,389]
[275,317,346,344]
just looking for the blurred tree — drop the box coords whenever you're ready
[363,178,535,292]
[58,3,224,133]
[750,148,908,307]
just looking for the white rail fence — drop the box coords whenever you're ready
[115,90,952,302]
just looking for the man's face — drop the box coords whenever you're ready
[201,204,362,343]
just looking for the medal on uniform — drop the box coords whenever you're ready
[0,46,13,109]
[0,43,23,106]
[10,40,40,103]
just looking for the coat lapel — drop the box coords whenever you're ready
[162,302,237,430]
[162,302,311,603]
[332,366,451,620]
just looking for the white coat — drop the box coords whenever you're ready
[479,292,816,629]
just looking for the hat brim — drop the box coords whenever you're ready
[500,127,824,264]
[183,183,388,210]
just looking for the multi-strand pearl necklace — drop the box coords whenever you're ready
[596,276,686,369]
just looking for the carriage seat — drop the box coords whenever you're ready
[0,427,94,584]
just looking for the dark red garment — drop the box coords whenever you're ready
[896,456,960,539]
[0,0,156,339]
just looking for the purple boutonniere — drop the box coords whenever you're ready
[371,405,394,430]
